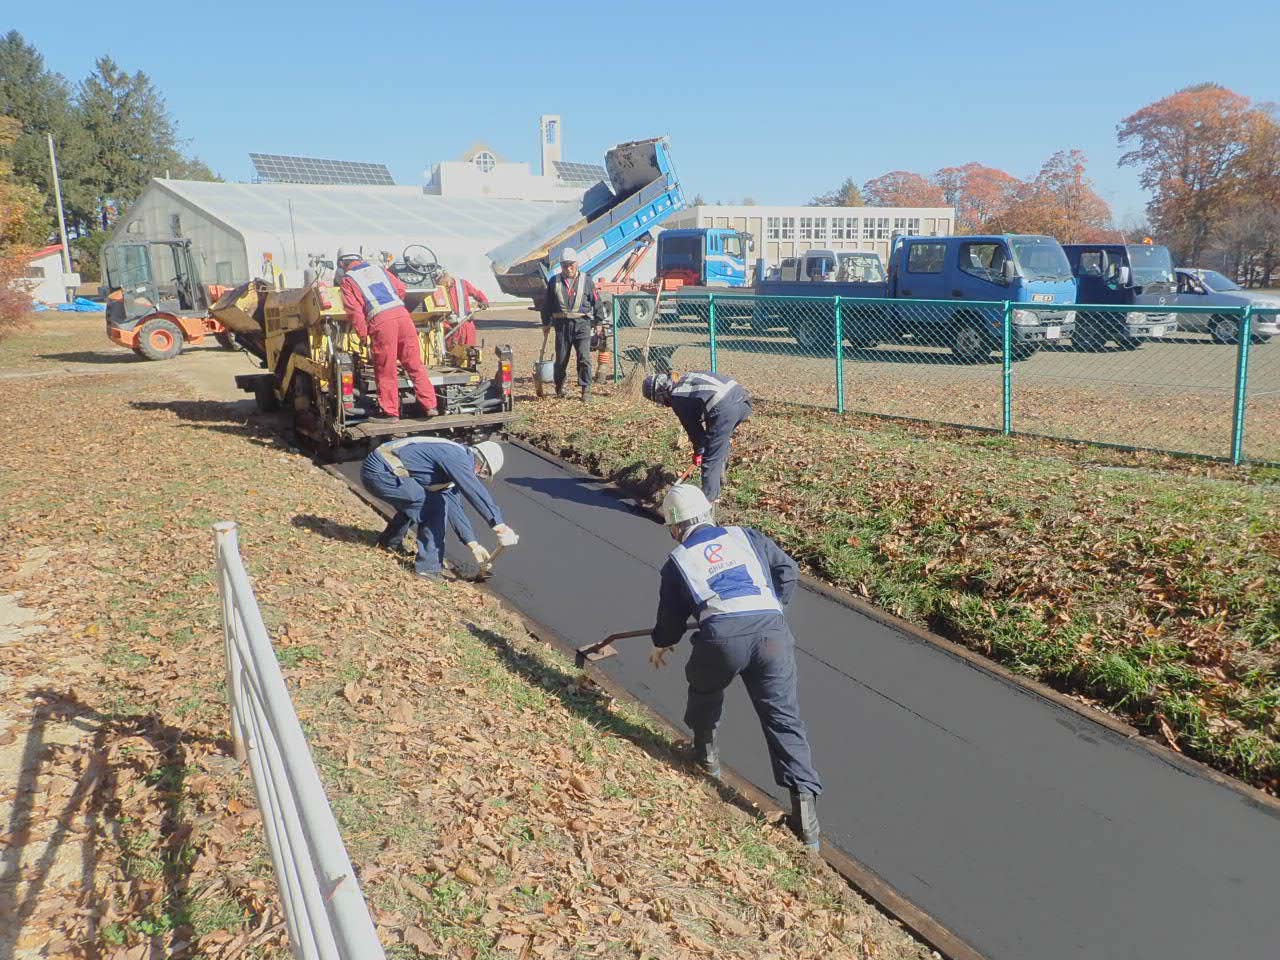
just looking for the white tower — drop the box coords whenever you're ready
[539,115,562,177]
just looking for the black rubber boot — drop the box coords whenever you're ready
[790,790,820,851]
[693,733,720,780]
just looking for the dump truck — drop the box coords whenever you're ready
[211,279,514,458]
[488,137,686,312]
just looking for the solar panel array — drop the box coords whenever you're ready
[249,153,395,186]
[553,160,607,185]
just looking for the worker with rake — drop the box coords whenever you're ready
[649,484,822,850]
[643,371,751,503]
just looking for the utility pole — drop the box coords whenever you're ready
[46,133,72,275]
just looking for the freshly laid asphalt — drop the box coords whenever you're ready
[332,443,1280,960]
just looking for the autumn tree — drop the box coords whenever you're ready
[989,150,1113,241]
[1118,83,1257,263]
[0,115,47,334]
[861,170,945,207]
[810,177,863,207]
[932,163,1020,232]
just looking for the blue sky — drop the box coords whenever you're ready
[10,1,1277,224]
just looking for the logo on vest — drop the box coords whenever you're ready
[703,543,724,564]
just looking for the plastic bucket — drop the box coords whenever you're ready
[534,359,555,383]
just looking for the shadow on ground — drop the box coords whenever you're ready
[128,399,279,444]
[36,351,141,365]
[290,513,380,546]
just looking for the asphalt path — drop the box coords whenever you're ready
[333,443,1280,960]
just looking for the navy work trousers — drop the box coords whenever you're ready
[553,317,593,394]
[360,458,447,576]
[701,395,751,501]
[684,613,822,795]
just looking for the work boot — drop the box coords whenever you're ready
[420,405,439,419]
[369,412,399,424]
[580,388,590,403]
[375,533,404,555]
[790,790,820,851]
[555,387,566,399]
[414,569,442,582]
[693,733,720,781]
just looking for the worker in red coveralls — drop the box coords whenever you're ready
[439,269,489,348]
[337,247,438,423]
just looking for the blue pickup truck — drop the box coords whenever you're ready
[1062,243,1177,350]
[756,235,1077,360]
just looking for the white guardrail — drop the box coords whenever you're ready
[214,521,386,960]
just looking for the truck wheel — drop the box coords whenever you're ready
[1210,315,1240,344]
[215,332,237,351]
[792,322,832,353]
[629,299,655,328]
[950,322,990,362]
[137,318,183,361]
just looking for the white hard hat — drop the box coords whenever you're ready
[472,440,504,478]
[336,246,360,263]
[559,247,578,264]
[662,484,713,527]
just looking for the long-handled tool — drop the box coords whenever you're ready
[575,622,694,668]
[621,277,668,399]
[473,544,505,581]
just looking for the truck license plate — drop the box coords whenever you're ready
[1147,325,1165,337]
[1046,326,1061,339]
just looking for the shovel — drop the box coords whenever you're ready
[471,544,505,581]
[575,623,693,668]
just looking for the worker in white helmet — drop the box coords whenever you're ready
[540,247,606,402]
[649,484,822,850]
[359,436,518,580]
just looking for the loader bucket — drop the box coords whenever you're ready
[210,281,267,335]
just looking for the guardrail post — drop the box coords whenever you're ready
[708,294,718,373]
[214,520,247,762]
[1001,302,1013,435]
[1230,305,1253,465]
[611,296,620,383]
[834,296,845,413]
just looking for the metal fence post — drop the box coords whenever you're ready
[1001,301,1013,435]
[834,296,845,413]
[708,294,717,373]
[214,521,247,762]
[1230,305,1253,465]
[611,296,620,383]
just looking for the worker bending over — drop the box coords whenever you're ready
[440,269,489,347]
[643,372,752,502]
[338,247,438,423]
[650,485,822,850]
[360,437,518,580]
[540,247,606,402]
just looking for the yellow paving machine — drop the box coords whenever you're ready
[211,279,513,458]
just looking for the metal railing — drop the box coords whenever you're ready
[612,293,1280,465]
[214,521,385,960]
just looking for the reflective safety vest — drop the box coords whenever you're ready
[672,372,738,412]
[377,436,459,490]
[551,275,589,320]
[346,262,404,321]
[670,525,783,620]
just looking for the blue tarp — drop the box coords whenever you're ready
[54,297,105,312]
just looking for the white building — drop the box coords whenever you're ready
[18,244,80,304]
[665,204,956,267]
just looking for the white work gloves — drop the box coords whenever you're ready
[649,646,672,669]
[467,541,491,565]
[493,524,519,547]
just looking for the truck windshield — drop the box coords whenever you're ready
[661,236,701,266]
[1197,269,1242,292]
[1010,237,1072,282]
[838,254,886,283]
[104,244,152,290]
[1125,245,1174,284]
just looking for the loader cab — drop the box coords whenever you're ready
[103,239,210,322]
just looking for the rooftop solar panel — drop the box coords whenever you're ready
[553,160,608,184]
[249,153,395,186]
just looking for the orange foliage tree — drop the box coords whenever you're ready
[861,170,946,208]
[933,163,1021,232]
[987,150,1113,241]
[1118,83,1257,263]
[1,114,48,335]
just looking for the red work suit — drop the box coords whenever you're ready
[444,277,488,347]
[341,264,438,417]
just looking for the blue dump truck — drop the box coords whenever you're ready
[1062,242,1177,350]
[755,234,1077,360]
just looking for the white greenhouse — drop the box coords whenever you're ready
[102,178,581,300]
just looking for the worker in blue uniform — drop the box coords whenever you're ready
[642,371,751,502]
[360,437,519,580]
[649,484,822,850]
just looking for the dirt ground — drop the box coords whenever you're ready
[0,314,933,960]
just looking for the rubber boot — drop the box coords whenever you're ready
[790,790,820,851]
[693,733,720,780]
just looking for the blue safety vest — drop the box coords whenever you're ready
[346,262,404,320]
[672,372,738,411]
[670,525,783,620]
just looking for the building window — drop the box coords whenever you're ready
[545,119,558,144]
[473,151,496,173]
[767,217,781,240]
[830,217,844,240]
[798,216,827,241]
[863,218,877,240]
[27,265,46,279]
[876,217,891,239]
[771,216,795,240]
[894,217,921,236]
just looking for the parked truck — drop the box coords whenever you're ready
[211,279,513,459]
[1062,242,1177,350]
[756,235,1077,360]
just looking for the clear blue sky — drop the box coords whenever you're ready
[10,1,1277,224]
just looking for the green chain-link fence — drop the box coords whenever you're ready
[612,292,1280,465]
